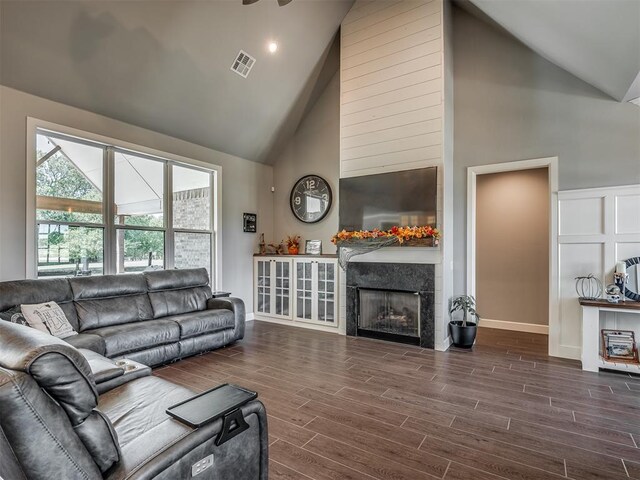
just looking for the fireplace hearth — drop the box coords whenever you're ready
[346,262,434,348]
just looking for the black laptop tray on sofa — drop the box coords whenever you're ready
[166,383,258,445]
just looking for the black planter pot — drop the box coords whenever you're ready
[449,320,477,348]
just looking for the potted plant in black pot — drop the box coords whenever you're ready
[449,295,480,348]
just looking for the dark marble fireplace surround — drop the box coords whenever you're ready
[346,262,435,348]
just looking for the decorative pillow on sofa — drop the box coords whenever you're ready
[0,306,29,326]
[20,301,78,339]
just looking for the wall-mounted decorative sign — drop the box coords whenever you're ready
[243,213,257,233]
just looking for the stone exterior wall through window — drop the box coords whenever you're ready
[173,187,211,273]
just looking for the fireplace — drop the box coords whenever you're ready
[358,288,420,344]
[346,262,434,348]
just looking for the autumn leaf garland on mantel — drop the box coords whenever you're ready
[331,225,440,245]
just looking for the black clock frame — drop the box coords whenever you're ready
[289,174,333,224]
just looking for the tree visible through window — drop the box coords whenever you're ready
[35,129,215,278]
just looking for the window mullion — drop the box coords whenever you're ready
[104,146,116,275]
[165,162,175,270]
[211,171,218,289]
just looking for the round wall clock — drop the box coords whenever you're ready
[290,174,332,223]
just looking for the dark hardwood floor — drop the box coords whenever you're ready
[155,321,640,480]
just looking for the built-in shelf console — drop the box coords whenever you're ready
[580,299,640,373]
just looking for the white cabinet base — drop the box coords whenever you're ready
[254,256,339,333]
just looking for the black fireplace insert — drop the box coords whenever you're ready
[357,288,420,345]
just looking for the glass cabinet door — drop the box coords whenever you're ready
[256,259,271,314]
[274,260,290,317]
[295,260,313,320]
[317,261,336,323]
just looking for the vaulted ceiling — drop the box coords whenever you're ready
[0,0,353,163]
[3,0,637,167]
[467,0,640,102]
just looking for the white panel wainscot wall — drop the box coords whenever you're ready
[556,185,640,360]
[339,0,452,350]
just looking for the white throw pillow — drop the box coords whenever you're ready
[20,301,77,339]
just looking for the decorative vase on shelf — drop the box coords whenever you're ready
[285,235,301,255]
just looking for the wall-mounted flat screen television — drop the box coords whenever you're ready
[339,167,437,231]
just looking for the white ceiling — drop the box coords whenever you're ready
[1,0,354,163]
[468,0,640,102]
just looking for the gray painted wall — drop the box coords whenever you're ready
[452,5,640,295]
[0,86,274,314]
[271,73,340,253]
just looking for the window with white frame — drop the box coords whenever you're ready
[34,128,217,280]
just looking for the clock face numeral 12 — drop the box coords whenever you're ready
[290,175,332,224]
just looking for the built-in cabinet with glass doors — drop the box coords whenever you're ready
[253,256,338,329]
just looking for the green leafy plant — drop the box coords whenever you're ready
[449,295,480,327]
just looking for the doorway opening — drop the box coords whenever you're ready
[467,158,558,354]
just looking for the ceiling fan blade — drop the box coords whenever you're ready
[243,0,260,5]
[277,0,293,6]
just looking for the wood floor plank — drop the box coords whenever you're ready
[266,415,316,447]
[444,462,513,480]
[295,387,409,426]
[304,416,450,476]
[270,440,374,480]
[372,380,480,409]
[269,459,315,480]
[373,387,510,429]
[335,386,457,427]
[625,459,640,479]
[300,400,425,448]
[508,418,640,462]
[565,460,633,480]
[404,417,566,475]
[304,434,441,480]
[449,414,628,476]
[574,410,640,436]
[419,434,567,480]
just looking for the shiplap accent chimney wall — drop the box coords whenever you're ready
[338,0,452,350]
[340,0,443,178]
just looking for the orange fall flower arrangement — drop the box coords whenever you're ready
[331,225,440,245]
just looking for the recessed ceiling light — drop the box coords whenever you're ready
[268,42,278,54]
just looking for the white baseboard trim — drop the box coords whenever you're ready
[246,313,255,322]
[253,315,340,334]
[435,334,452,351]
[479,318,549,335]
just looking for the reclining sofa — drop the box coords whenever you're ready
[0,321,268,479]
[0,268,244,366]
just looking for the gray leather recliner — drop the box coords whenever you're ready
[0,321,269,480]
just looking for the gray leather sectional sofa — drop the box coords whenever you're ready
[0,269,268,479]
[0,268,245,366]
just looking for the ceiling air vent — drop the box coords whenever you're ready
[231,50,256,78]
